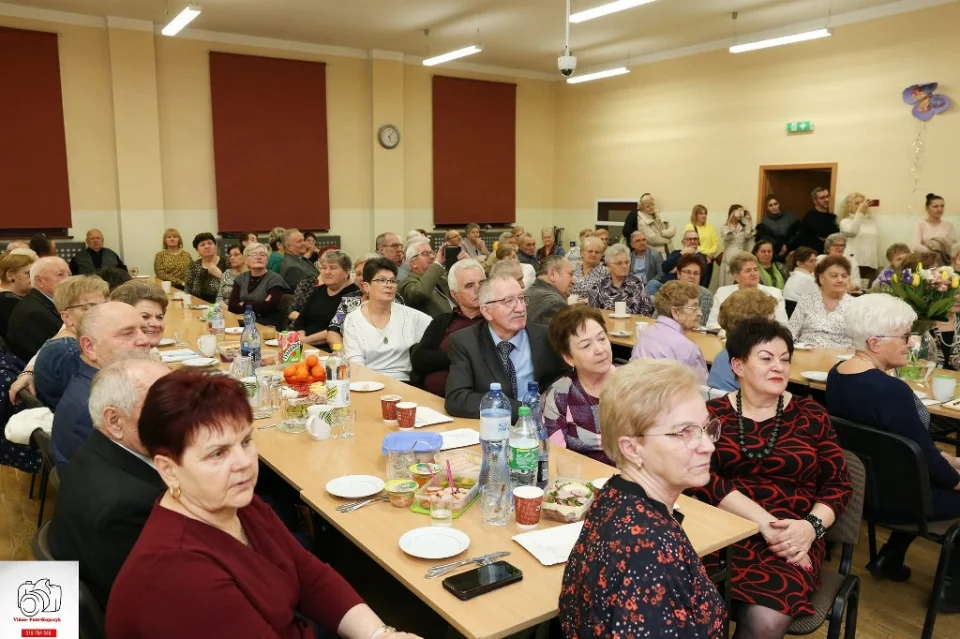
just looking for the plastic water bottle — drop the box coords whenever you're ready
[509,407,539,489]
[522,382,549,489]
[479,382,512,526]
[211,304,225,343]
[239,306,261,367]
[325,343,351,408]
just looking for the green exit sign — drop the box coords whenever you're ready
[787,120,814,133]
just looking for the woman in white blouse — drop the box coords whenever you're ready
[788,255,854,349]
[342,257,431,381]
[837,192,879,279]
[782,248,819,302]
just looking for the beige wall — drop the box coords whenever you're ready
[553,2,960,256]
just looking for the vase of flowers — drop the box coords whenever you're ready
[875,264,960,380]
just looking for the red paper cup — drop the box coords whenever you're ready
[513,486,544,528]
[380,394,402,424]
[396,402,417,430]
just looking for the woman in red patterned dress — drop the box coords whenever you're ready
[692,317,851,638]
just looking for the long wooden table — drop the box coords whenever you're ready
[162,299,758,639]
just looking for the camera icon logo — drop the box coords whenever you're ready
[17,579,62,617]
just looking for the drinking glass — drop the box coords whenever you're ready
[480,483,511,526]
[173,331,186,349]
[278,397,309,434]
[334,408,356,439]
[430,492,454,527]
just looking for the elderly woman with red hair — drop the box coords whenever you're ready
[107,371,419,639]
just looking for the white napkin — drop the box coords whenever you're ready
[161,349,199,363]
[512,521,584,566]
[440,428,481,450]
[413,406,455,428]
[921,398,942,407]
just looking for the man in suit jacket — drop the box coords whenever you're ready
[6,256,70,361]
[69,228,126,275]
[48,358,170,610]
[445,275,569,418]
[398,240,454,318]
[279,228,319,290]
[526,255,574,326]
[628,231,664,287]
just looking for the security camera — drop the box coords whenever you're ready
[558,54,577,77]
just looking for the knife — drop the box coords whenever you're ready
[425,551,511,579]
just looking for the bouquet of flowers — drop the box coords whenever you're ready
[875,263,960,322]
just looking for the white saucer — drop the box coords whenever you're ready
[265,338,279,347]
[834,354,854,361]
[794,343,814,350]
[181,357,219,368]
[608,313,631,319]
[326,475,385,499]
[610,331,631,337]
[350,381,386,392]
[225,327,243,335]
[157,337,176,347]
[800,371,828,382]
[399,527,470,560]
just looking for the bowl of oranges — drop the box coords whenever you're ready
[282,354,326,396]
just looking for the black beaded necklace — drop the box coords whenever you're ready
[735,391,784,461]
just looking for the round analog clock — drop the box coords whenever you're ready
[378,124,400,149]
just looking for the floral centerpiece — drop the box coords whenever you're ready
[875,263,960,378]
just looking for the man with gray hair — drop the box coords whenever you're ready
[516,233,539,270]
[5,239,27,253]
[278,228,319,289]
[47,356,169,610]
[445,275,568,418]
[398,240,454,317]
[51,301,151,470]
[526,255,574,326]
[69,228,126,275]
[628,230,664,285]
[6,255,70,360]
[411,259,486,396]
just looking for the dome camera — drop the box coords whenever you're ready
[558,54,577,77]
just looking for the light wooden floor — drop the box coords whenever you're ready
[2,463,960,638]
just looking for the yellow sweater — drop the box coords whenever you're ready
[685,222,719,257]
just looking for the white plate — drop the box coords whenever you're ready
[181,357,219,368]
[800,370,828,382]
[157,337,176,347]
[608,313,631,319]
[834,354,854,361]
[265,338,279,347]
[326,475,385,499]
[350,381,386,392]
[914,390,928,399]
[592,477,609,489]
[399,527,470,560]
[225,327,243,335]
[190,304,209,311]
[794,342,814,350]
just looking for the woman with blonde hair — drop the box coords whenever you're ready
[565,228,595,263]
[153,228,192,287]
[536,227,564,261]
[685,204,719,287]
[588,244,652,316]
[719,204,755,287]
[0,252,35,340]
[110,279,169,349]
[706,288,779,391]
[571,236,608,298]
[837,192,879,280]
[266,226,286,274]
[633,281,706,379]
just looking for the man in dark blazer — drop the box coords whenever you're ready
[48,357,170,610]
[526,255,574,326]
[6,256,70,361]
[398,240,454,318]
[628,231,664,286]
[445,275,569,418]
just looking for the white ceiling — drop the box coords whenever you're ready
[4,0,947,74]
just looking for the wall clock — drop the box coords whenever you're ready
[378,124,400,149]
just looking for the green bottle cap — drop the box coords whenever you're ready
[518,407,530,416]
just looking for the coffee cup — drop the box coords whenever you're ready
[933,374,957,403]
[160,280,172,294]
[396,402,418,430]
[614,301,627,316]
[513,486,544,529]
[381,394,402,424]
[306,404,334,440]
[197,334,217,357]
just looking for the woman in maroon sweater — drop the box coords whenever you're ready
[107,371,419,639]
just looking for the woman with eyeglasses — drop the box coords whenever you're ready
[34,275,109,409]
[560,359,727,637]
[570,236,608,299]
[587,244,653,316]
[827,294,960,600]
[818,232,861,288]
[691,318,851,639]
[341,257,431,381]
[226,243,288,325]
[632,281,707,379]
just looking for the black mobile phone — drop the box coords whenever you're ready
[442,561,523,601]
[444,246,462,265]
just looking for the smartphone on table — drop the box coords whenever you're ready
[442,561,523,601]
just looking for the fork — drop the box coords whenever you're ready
[336,495,388,513]
[425,551,511,579]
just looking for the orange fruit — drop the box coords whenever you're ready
[310,365,325,381]
[305,354,319,368]
[295,368,309,381]
[284,364,298,378]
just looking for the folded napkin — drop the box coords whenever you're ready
[5,407,53,445]
[413,406,455,428]
[439,428,480,450]
[160,349,199,363]
[512,521,584,566]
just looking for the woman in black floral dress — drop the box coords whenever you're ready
[560,359,726,637]
[691,318,851,638]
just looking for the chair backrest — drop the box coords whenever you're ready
[831,416,934,532]
[32,519,54,560]
[79,579,106,639]
[17,389,45,409]
[826,450,865,546]
[30,427,56,473]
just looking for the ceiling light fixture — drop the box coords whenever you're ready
[566,66,630,84]
[729,28,831,53]
[569,0,657,24]
[161,3,201,36]
[422,45,483,66]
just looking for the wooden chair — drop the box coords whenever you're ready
[832,416,960,639]
[29,427,58,528]
[787,450,863,638]
[17,389,45,498]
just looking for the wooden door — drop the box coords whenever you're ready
[758,163,837,222]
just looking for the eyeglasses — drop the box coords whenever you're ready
[371,278,399,286]
[683,237,699,242]
[674,305,702,314]
[485,295,528,309]
[384,243,403,249]
[247,252,268,259]
[64,302,103,312]
[640,418,721,450]
[876,334,911,344]
[678,269,701,277]
[416,250,434,259]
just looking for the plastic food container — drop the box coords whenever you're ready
[217,343,241,362]
[384,479,418,508]
[381,432,443,464]
[413,475,479,516]
[434,450,482,481]
[541,478,596,523]
[408,463,442,488]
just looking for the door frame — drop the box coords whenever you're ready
[757,163,838,220]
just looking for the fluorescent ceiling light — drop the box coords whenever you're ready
[566,66,630,84]
[569,0,657,24]
[161,4,201,36]
[422,45,483,66]
[729,28,831,54]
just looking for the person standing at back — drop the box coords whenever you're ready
[797,186,838,253]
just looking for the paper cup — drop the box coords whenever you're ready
[933,374,957,403]
[380,394,402,424]
[567,294,580,306]
[635,321,646,341]
[513,486,544,529]
[181,293,192,306]
[161,280,172,293]
[614,301,627,316]
[396,402,417,430]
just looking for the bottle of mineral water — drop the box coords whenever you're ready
[211,304,225,343]
[509,407,539,489]
[479,383,512,525]
[522,382,549,489]
[239,306,261,368]
[325,343,351,409]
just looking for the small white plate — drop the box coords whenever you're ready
[608,313,631,319]
[801,370,829,382]
[157,337,176,347]
[610,331,631,337]
[914,390,928,399]
[399,527,470,560]
[350,381,386,392]
[835,354,854,361]
[225,327,243,335]
[592,477,610,489]
[181,357,219,368]
[190,304,209,311]
[326,475,385,499]
[265,338,279,347]
[794,342,814,350]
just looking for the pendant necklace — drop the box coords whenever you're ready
[735,390,784,461]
